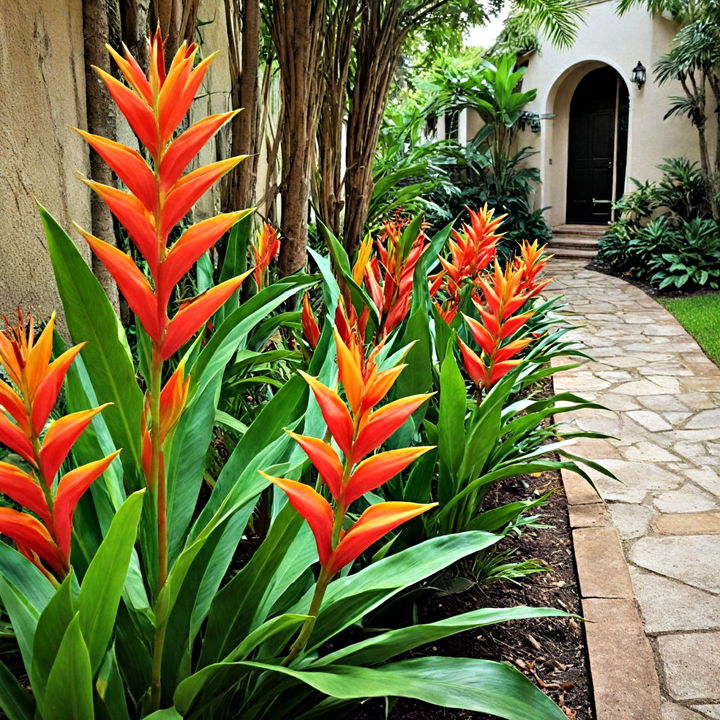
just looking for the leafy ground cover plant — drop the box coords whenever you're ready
[598,157,720,290]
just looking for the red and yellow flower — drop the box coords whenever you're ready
[360,216,427,338]
[0,312,117,577]
[251,222,280,290]
[430,205,504,323]
[75,30,251,362]
[458,261,535,392]
[261,330,434,662]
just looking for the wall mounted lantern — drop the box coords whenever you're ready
[631,61,646,88]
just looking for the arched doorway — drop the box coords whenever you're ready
[566,67,629,224]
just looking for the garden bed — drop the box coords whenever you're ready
[354,380,593,720]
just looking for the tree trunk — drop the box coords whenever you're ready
[316,0,358,236]
[223,0,261,214]
[83,0,120,311]
[342,2,405,255]
[269,0,327,276]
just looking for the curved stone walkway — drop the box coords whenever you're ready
[546,260,720,720]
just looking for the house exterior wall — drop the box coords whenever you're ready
[0,0,269,319]
[0,0,91,318]
[511,0,706,227]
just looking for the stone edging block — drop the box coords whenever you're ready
[561,467,663,719]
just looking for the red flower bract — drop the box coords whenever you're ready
[0,312,117,577]
[76,30,251,361]
[262,330,435,576]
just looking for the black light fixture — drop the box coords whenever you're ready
[631,61,647,88]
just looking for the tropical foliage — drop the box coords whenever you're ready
[0,32,605,720]
[598,157,720,290]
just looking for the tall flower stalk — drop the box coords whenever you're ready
[75,32,251,708]
[262,330,435,664]
[0,312,117,579]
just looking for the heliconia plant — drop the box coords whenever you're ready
[251,221,281,290]
[430,204,504,323]
[360,215,428,337]
[262,330,435,662]
[458,260,536,394]
[0,312,118,578]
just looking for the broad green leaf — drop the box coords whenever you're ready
[175,614,309,716]
[40,204,143,487]
[78,490,145,672]
[303,531,501,651]
[437,344,466,503]
[0,576,44,672]
[0,660,34,720]
[199,502,314,666]
[315,606,571,667]
[43,614,93,720]
[31,575,75,703]
[244,656,567,719]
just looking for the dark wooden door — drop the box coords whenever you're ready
[566,68,626,224]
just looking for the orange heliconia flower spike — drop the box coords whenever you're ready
[251,222,281,290]
[141,361,191,478]
[76,32,250,361]
[429,205,505,324]
[0,312,117,577]
[458,251,551,392]
[263,330,434,576]
[362,216,427,338]
[301,294,321,350]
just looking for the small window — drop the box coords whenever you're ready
[444,110,459,140]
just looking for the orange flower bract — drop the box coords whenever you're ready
[76,30,251,361]
[262,330,435,576]
[0,312,117,577]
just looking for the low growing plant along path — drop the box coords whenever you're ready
[547,260,720,720]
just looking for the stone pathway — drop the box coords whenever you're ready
[546,260,720,720]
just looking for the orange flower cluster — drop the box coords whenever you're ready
[76,30,250,362]
[429,205,505,323]
[0,313,117,577]
[301,295,369,353]
[251,222,281,290]
[458,241,552,392]
[359,216,427,338]
[140,361,190,480]
[262,331,435,576]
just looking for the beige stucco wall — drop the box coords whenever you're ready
[516,0,706,227]
[0,0,91,318]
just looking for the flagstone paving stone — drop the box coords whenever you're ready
[547,260,720,718]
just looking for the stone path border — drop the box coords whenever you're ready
[546,260,720,720]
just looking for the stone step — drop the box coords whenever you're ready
[548,247,597,260]
[552,223,607,237]
[549,236,600,251]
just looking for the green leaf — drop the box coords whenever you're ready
[315,606,571,667]
[303,532,501,651]
[78,490,145,673]
[243,656,567,719]
[175,614,309,716]
[40,204,143,487]
[0,660,35,720]
[199,502,314,666]
[31,574,75,703]
[43,614,94,720]
[437,343,466,503]
[141,710,183,720]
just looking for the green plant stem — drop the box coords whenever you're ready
[282,566,331,666]
[149,346,167,711]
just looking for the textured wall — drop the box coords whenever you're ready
[0,0,91,318]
